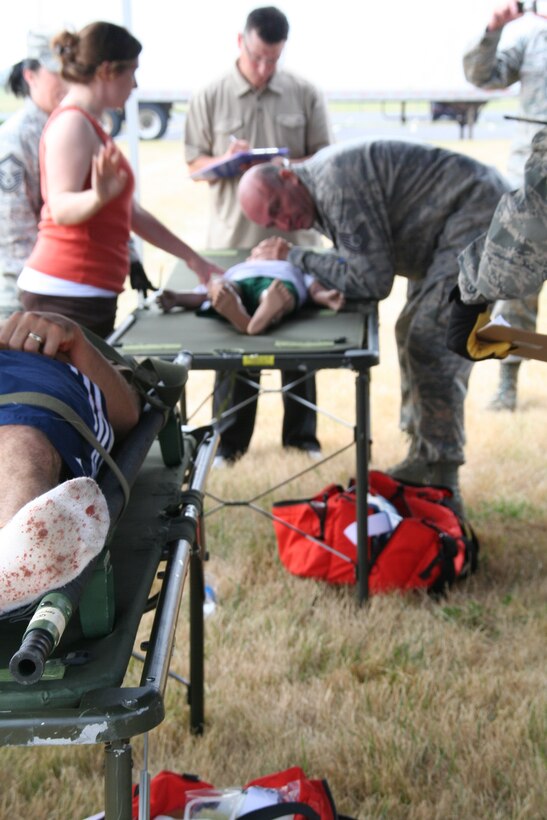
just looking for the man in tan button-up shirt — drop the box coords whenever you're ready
[185,6,333,464]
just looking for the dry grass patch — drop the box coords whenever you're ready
[1,137,546,818]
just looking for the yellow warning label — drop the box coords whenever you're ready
[242,354,275,366]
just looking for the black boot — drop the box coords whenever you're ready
[429,461,464,518]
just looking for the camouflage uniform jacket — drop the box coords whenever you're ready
[0,98,47,275]
[288,140,507,300]
[458,127,547,305]
[463,23,547,186]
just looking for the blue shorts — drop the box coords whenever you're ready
[0,351,114,478]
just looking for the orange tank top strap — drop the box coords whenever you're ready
[44,105,111,145]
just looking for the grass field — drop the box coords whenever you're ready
[0,135,545,819]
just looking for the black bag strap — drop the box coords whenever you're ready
[0,391,131,510]
[239,801,320,820]
[83,326,187,412]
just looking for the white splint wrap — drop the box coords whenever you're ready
[0,478,109,615]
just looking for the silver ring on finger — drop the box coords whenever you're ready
[27,331,45,345]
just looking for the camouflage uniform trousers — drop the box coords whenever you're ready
[396,275,473,465]
[394,160,509,465]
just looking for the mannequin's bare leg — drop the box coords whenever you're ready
[210,281,251,333]
[247,280,296,335]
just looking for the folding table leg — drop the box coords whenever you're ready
[189,548,205,734]
[104,739,133,820]
[355,369,371,604]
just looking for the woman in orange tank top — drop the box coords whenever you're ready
[20,21,223,337]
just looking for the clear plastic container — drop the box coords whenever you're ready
[184,788,241,819]
[183,786,294,819]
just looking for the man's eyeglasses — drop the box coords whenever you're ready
[242,37,281,68]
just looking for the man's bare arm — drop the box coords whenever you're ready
[0,312,141,438]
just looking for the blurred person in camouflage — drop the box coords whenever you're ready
[463,0,547,410]
[0,32,66,319]
[448,126,547,359]
[239,140,509,514]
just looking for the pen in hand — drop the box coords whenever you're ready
[228,134,251,154]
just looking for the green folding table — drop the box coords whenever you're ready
[110,250,380,604]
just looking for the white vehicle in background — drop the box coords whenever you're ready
[2,0,532,141]
[104,98,173,140]
[104,87,516,142]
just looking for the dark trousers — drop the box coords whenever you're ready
[20,292,117,339]
[213,369,320,460]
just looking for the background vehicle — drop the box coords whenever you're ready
[103,101,172,140]
[1,0,532,143]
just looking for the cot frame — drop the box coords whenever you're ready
[0,402,218,819]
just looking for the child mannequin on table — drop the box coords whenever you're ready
[157,259,345,335]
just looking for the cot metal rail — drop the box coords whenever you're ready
[0,421,218,819]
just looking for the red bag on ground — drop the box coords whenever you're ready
[272,483,360,584]
[132,771,213,818]
[272,470,479,594]
[131,766,348,819]
[244,766,337,819]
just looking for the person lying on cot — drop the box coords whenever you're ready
[156,258,345,335]
[0,310,141,615]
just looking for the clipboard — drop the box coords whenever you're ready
[476,323,547,362]
[190,147,289,181]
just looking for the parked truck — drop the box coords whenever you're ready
[103,88,186,140]
[104,101,171,140]
[105,88,514,142]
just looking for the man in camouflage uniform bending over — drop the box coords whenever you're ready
[238,140,508,514]
[448,127,547,360]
